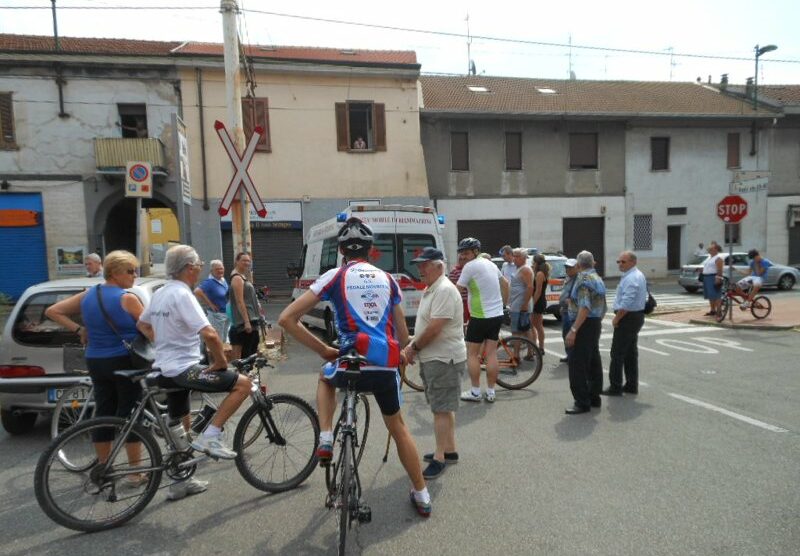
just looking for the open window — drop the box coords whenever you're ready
[242,97,271,152]
[118,104,148,138]
[335,101,386,152]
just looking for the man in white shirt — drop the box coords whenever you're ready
[499,245,516,283]
[402,247,465,480]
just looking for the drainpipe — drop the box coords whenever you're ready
[750,121,757,156]
[196,68,210,210]
[51,0,68,118]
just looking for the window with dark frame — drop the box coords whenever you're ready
[334,101,386,152]
[450,132,469,171]
[633,214,653,251]
[242,97,271,152]
[505,132,522,171]
[651,137,670,171]
[727,133,740,168]
[569,133,598,169]
[667,207,687,215]
[118,103,148,138]
[0,92,16,148]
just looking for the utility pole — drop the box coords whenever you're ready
[221,0,251,257]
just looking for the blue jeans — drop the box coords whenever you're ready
[561,313,573,359]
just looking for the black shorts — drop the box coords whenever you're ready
[156,364,239,419]
[533,295,547,315]
[229,322,260,357]
[324,370,401,416]
[465,316,504,343]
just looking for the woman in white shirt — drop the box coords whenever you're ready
[702,241,725,316]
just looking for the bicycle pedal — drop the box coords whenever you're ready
[357,504,372,524]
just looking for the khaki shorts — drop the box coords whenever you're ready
[420,359,465,413]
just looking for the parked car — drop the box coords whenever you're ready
[491,252,568,319]
[678,253,799,293]
[0,276,166,434]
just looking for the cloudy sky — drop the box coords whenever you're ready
[2,0,798,84]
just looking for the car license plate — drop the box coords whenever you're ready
[47,386,90,404]
[546,294,559,301]
[550,285,562,292]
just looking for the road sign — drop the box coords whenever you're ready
[729,170,770,195]
[717,195,748,223]
[215,120,266,218]
[125,161,153,198]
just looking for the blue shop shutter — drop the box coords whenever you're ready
[0,193,49,300]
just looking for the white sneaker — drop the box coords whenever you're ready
[485,390,496,403]
[191,433,237,460]
[166,477,209,501]
[460,390,482,402]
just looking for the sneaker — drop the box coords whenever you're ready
[166,477,209,501]
[460,390,482,402]
[485,390,496,403]
[120,473,149,490]
[423,452,459,464]
[410,491,432,518]
[316,442,333,466]
[422,459,447,480]
[191,433,237,460]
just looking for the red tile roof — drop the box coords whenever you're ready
[0,34,181,56]
[420,75,778,118]
[173,42,417,66]
[759,85,800,106]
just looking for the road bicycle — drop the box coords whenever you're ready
[400,334,543,392]
[715,281,772,322]
[34,353,319,532]
[324,351,373,555]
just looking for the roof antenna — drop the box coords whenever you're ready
[465,12,473,76]
[568,33,573,79]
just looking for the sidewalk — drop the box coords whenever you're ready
[653,295,800,330]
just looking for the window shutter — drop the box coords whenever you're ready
[335,103,349,151]
[651,137,670,171]
[505,132,522,170]
[569,133,598,169]
[727,133,740,168]
[254,98,270,152]
[0,93,16,146]
[241,98,254,143]
[374,103,386,151]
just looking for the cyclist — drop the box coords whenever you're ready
[735,249,773,308]
[278,217,432,517]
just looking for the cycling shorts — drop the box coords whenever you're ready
[323,369,402,416]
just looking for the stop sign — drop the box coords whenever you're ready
[717,195,748,223]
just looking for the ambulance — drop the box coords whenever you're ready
[288,205,446,338]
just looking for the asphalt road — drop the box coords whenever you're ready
[1,301,799,555]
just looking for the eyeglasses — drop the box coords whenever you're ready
[125,269,138,275]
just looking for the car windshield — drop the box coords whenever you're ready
[687,254,708,265]
[369,234,436,281]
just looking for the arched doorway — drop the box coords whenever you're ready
[103,197,171,254]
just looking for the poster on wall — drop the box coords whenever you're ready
[56,246,87,274]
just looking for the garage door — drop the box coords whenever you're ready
[457,219,520,256]
[222,228,303,296]
[0,193,48,300]
[562,217,605,276]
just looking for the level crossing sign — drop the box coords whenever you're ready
[215,120,267,218]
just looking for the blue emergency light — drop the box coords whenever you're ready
[437,215,445,225]
[336,212,348,222]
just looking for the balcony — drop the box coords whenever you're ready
[94,138,168,175]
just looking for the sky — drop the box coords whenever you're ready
[1,0,798,85]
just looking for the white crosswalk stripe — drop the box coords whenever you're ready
[605,289,706,310]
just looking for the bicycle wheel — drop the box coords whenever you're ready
[750,295,772,319]
[34,417,162,532]
[233,394,320,493]
[716,297,730,323]
[51,385,95,439]
[401,361,424,392]
[336,434,353,556]
[332,394,370,467]
[495,337,543,390]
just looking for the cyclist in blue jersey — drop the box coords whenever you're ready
[278,217,431,517]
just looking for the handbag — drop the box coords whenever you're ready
[644,288,657,315]
[95,285,154,369]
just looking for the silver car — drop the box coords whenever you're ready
[678,252,799,293]
[0,276,166,434]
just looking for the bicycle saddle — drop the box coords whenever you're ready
[339,350,368,371]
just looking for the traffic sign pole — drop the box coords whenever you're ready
[717,194,749,321]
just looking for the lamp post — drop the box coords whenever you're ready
[753,44,777,110]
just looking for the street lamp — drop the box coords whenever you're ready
[753,44,778,110]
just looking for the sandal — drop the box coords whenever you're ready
[523,353,535,361]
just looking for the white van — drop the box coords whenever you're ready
[289,205,446,338]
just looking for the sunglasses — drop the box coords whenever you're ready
[124,269,138,275]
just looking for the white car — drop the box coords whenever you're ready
[0,276,166,434]
[678,253,799,293]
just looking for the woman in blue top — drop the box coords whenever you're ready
[46,251,145,481]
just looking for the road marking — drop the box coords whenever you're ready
[668,393,789,433]
[655,339,718,353]
[646,317,703,328]
[696,337,754,352]
[638,345,670,356]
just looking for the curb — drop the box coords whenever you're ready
[688,318,800,331]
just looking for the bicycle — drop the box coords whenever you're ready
[34,353,320,532]
[715,281,772,323]
[324,351,373,555]
[400,334,543,392]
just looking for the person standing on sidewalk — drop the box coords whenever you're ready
[602,251,647,396]
[558,258,578,363]
[449,250,471,324]
[702,241,725,316]
[194,260,230,345]
[564,251,607,414]
[402,247,465,480]
[508,248,535,359]
[499,245,516,283]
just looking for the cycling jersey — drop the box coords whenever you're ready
[311,260,402,369]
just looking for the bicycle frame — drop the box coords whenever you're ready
[335,371,364,500]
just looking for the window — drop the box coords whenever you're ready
[569,133,598,169]
[724,224,742,246]
[335,101,386,152]
[727,133,740,168]
[651,137,670,171]
[667,207,687,215]
[118,104,148,138]
[450,132,469,171]
[633,214,653,251]
[320,238,339,274]
[242,97,271,152]
[367,234,436,281]
[1,92,17,148]
[13,291,84,346]
[505,132,522,171]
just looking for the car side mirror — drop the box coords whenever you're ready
[286,262,301,278]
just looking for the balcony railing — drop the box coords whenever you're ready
[94,138,167,172]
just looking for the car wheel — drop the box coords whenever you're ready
[777,274,796,291]
[1,408,38,435]
[324,310,337,342]
[683,286,699,293]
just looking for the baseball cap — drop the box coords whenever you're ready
[411,247,445,264]
[564,258,578,267]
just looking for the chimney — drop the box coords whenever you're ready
[720,74,728,91]
[708,75,712,84]
[745,77,754,100]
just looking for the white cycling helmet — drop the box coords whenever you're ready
[338,217,374,252]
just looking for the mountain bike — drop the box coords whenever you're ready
[324,351,373,555]
[716,281,772,322]
[35,353,319,532]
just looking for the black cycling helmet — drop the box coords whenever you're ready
[338,217,374,252]
[457,237,481,252]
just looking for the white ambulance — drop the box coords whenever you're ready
[288,205,446,338]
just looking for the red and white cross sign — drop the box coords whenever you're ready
[215,120,267,218]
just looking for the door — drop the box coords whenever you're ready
[562,217,605,275]
[0,193,48,300]
[222,227,304,295]
[789,224,800,266]
[456,219,520,257]
[667,225,682,270]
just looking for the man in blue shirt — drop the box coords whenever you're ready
[603,250,647,396]
[193,260,229,343]
[736,249,772,308]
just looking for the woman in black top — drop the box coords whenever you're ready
[531,254,550,354]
